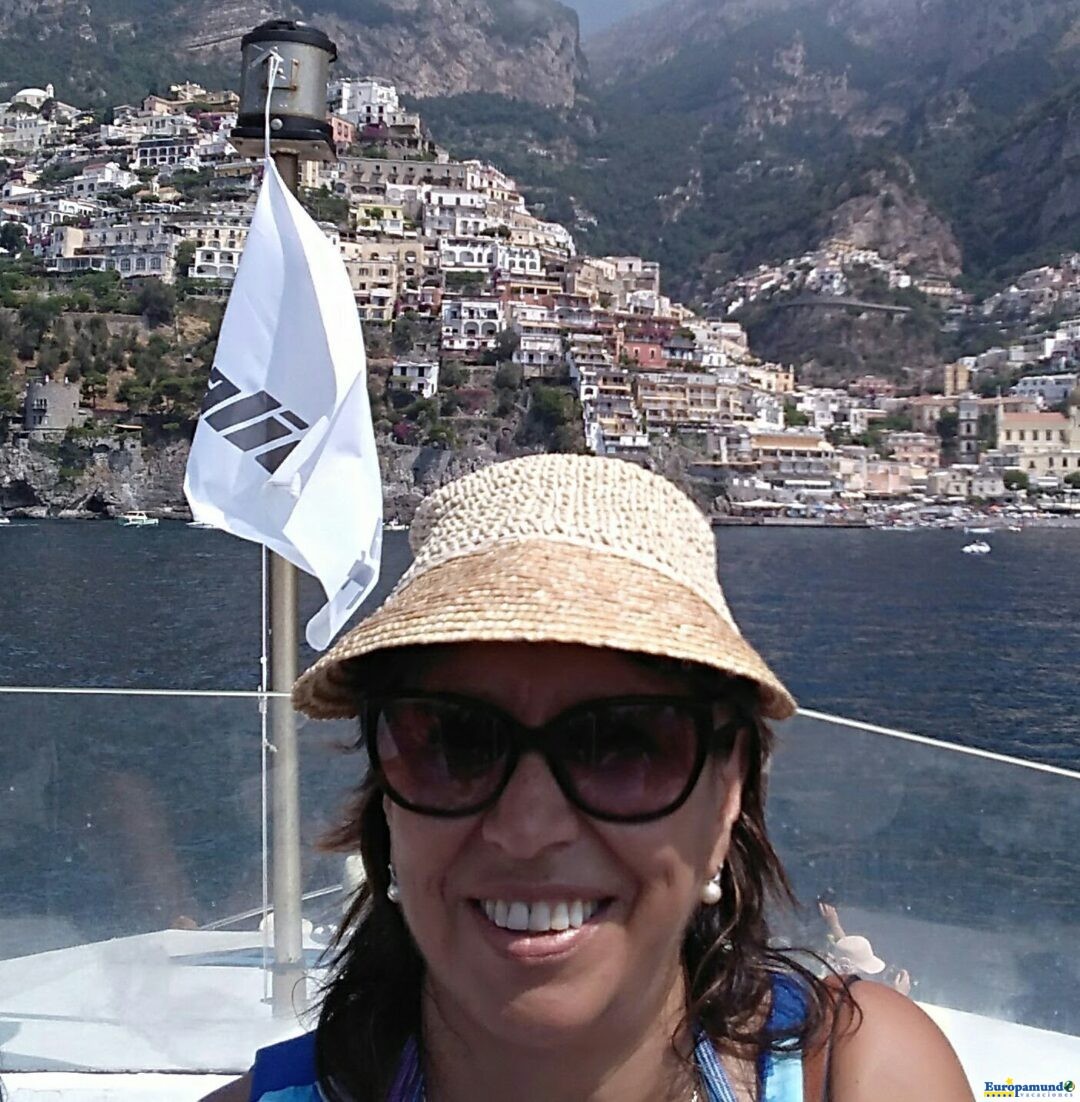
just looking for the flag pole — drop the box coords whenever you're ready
[227,19,341,1018]
[268,135,305,1014]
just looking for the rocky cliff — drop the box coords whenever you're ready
[0,434,728,522]
[822,169,963,278]
[0,0,584,108]
[588,0,1080,87]
[482,0,1080,300]
[305,0,583,107]
[0,435,514,522]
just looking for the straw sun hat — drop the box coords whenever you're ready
[292,453,796,720]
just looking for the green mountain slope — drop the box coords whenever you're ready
[0,0,583,108]
[419,0,1080,301]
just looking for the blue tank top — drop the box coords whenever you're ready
[250,972,811,1102]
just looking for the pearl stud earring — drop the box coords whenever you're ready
[387,862,402,904]
[700,867,723,906]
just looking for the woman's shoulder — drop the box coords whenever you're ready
[830,980,974,1102]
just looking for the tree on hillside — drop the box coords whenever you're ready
[392,313,420,355]
[0,222,27,256]
[1003,470,1029,491]
[301,187,349,226]
[494,362,523,391]
[82,371,109,409]
[16,297,62,359]
[783,401,810,427]
[521,383,584,452]
[483,327,520,366]
[174,239,197,280]
[936,410,959,450]
[135,279,176,329]
[117,377,153,413]
[0,350,19,418]
[1065,471,1080,489]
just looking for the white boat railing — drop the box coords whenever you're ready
[0,687,1077,1094]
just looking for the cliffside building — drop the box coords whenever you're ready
[23,377,88,436]
[390,360,439,399]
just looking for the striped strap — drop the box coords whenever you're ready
[693,1024,741,1102]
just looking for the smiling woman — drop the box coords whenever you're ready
[202,454,972,1102]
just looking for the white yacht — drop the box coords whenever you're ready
[962,540,991,555]
[116,511,160,528]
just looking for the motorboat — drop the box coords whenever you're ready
[0,516,10,525]
[962,540,991,555]
[187,521,216,530]
[116,511,160,527]
[964,527,992,535]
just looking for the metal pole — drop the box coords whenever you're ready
[269,149,306,1017]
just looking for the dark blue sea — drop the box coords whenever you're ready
[1,520,1076,766]
[1,521,1077,1031]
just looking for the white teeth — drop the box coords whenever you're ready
[506,901,530,931]
[528,901,551,932]
[480,898,602,933]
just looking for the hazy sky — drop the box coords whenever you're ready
[568,0,663,35]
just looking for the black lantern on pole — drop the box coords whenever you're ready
[231,19,337,162]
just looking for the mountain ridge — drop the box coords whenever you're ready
[458,0,1080,300]
[0,0,584,107]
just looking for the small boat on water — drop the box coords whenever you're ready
[964,527,992,535]
[962,540,991,555]
[117,511,159,528]
[0,516,10,526]
[384,520,408,532]
[187,521,216,530]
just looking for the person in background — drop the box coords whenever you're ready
[206,454,970,1102]
[818,900,912,995]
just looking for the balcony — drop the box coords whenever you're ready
[0,688,1077,1097]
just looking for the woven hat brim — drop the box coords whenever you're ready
[293,541,796,721]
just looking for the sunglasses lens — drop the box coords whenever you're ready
[374,699,506,813]
[554,703,702,819]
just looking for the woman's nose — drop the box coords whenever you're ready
[480,751,580,858]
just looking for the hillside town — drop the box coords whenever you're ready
[1,75,1079,523]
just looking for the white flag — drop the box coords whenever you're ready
[184,158,383,650]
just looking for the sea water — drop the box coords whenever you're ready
[1,522,1076,1002]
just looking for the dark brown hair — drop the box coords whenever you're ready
[314,647,852,1102]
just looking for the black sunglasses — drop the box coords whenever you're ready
[364,692,744,824]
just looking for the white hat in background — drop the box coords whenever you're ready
[835,934,886,975]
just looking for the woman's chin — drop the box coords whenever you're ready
[484,992,616,1048]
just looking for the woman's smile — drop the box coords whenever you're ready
[467,894,615,962]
